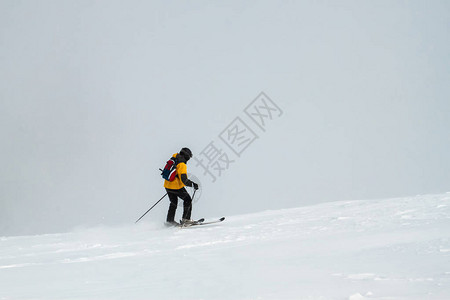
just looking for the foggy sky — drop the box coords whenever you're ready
[1,0,449,236]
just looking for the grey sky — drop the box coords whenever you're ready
[1,1,449,236]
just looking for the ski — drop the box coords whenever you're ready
[181,217,225,228]
[165,218,204,227]
[179,218,205,228]
[166,217,225,228]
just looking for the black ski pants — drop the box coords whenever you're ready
[165,187,192,222]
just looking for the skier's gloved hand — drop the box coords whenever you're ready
[193,182,199,190]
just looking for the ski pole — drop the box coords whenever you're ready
[135,193,167,224]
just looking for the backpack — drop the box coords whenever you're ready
[160,156,178,181]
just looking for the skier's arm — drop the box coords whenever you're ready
[180,173,193,187]
[180,174,199,190]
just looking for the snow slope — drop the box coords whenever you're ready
[1,193,450,300]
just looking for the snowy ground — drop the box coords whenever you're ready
[1,193,450,300]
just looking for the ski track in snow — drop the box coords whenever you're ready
[1,193,450,300]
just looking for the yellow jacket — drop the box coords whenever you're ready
[164,153,188,190]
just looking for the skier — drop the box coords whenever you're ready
[164,147,199,225]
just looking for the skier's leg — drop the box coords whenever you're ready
[179,188,193,220]
[166,189,178,222]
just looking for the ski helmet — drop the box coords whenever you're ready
[180,147,193,160]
